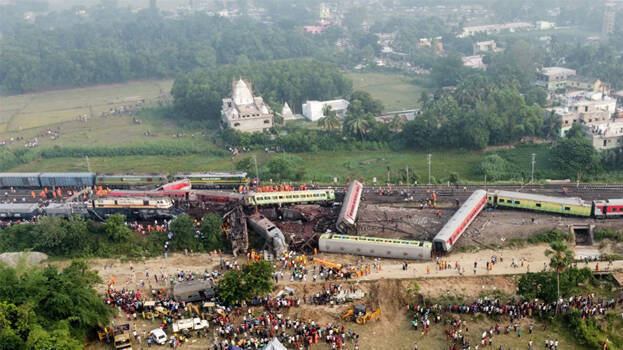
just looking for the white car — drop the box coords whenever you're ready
[150,328,167,345]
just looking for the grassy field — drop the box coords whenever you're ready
[10,149,487,184]
[0,80,173,134]
[347,72,424,112]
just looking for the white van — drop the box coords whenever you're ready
[149,329,167,345]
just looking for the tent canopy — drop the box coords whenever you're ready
[263,338,287,350]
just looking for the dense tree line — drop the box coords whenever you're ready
[172,59,352,120]
[0,4,333,94]
[0,261,114,349]
[0,213,226,258]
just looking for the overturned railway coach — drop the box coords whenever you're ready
[336,180,363,233]
[319,233,432,260]
[433,189,487,252]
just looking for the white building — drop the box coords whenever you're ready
[536,21,555,30]
[555,91,617,136]
[302,99,350,121]
[462,55,486,70]
[221,79,273,133]
[587,120,623,150]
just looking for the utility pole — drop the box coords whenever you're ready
[85,156,91,173]
[253,155,259,185]
[406,166,409,185]
[530,153,536,184]
[427,154,432,186]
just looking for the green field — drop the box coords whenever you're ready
[0,80,173,136]
[347,72,424,112]
[10,149,488,184]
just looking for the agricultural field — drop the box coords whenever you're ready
[346,72,424,112]
[0,79,173,138]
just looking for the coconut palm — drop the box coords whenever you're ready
[345,113,370,141]
[389,114,405,131]
[318,105,341,132]
[545,240,573,306]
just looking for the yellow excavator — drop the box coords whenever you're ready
[313,258,363,278]
[340,305,381,324]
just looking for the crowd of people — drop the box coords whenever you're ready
[409,293,623,350]
[103,283,361,350]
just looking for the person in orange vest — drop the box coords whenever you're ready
[426,265,430,274]
[52,191,57,198]
[31,191,36,199]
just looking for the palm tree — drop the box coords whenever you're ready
[318,105,341,132]
[389,114,405,131]
[346,113,370,141]
[545,240,573,307]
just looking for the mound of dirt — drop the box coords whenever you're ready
[0,252,48,267]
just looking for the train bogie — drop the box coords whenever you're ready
[336,181,363,233]
[318,234,432,260]
[493,190,592,217]
[0,173,42,188]
[174,172,248,188]
[594,199,623,217]
[0,203,40,219]
[95,174,168,187]
[433,189,487,252]
[40,172,95,187]
[247,189,335,206]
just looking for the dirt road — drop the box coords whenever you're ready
[89,244,622,293]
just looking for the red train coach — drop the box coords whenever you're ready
[433,189,487,252]
[593,199,623,217]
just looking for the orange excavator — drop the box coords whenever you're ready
[312,258,365,279]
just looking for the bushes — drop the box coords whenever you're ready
[518,268,594,303]
[528,229,571,244]
[594,229,623,242]
[475,154,511,181]
[565,309,622,349]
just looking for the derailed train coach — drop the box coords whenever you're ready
[433,189,487,252]
[336,180,363,233]
[318,233,433,260]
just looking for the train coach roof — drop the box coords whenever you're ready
[434,189,487,242]
[0,172,41,177]
[175,171,247,176]
[595,199,623,205]
[97,173,166,177]
[494,190,588,206]
[40,172,95,177]
[0,203,40,212]
[320,233,432,247]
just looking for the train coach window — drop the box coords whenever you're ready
[340,247,345,251]
[403,252,408,256]
[387,251,392,255]
[536,203,542,207]
[356,248,361,252]
[499,199,505,203]
[565,207,571,211]
[515,201,520,204]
